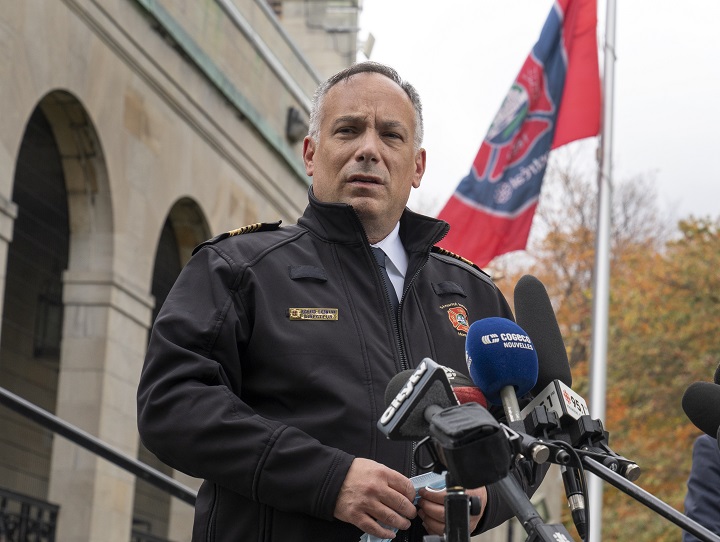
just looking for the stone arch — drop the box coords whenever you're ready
[12,90,150,541]
[0,95,72,501]
[0,86,122,528]
[150,197,211,321]
[38,90,114,271]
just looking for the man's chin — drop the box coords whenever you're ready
[345,198,381,219]
[352,203,404,236]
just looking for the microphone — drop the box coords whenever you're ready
[378,358,458,441]
[382,359,572,541]
[513,274,632,469]
[461,314,576,542]
[513,274,586,538]
[682,381,720,439]
[464,317,538,425]
[444,366,553,466]
[442,366,488,409]
[513,274,572,394]
[380,365,487,424]
[378,359,514,489]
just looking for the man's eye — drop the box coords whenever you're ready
[384,132,402,140]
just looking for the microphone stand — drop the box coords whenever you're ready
[422,403,573,542]
[423,471,478,542]
[583,457,720,542]
[421,404,500,542]
[529,407,717,541]
[492,473,575,542]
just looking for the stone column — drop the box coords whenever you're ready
[48,270,154,542]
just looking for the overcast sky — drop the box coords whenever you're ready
[357,0,720,223]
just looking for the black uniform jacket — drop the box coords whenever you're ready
[137,192,533,541]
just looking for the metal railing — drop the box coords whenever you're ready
[132,519,173,542]
[0,487,58,542]
[0,386,197,541]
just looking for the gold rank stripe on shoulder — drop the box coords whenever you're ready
[192,221,282,254]
[228,221,282,236]
[288,308,339,321]
[432,247,477,268]
[431,246,492,278]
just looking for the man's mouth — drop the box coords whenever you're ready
[348,175,382,185]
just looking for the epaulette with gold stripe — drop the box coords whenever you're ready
[431,246,491,278]
[192,221,282,255]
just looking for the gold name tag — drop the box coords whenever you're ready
[288,308,339,321]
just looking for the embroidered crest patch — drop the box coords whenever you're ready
[441,303,470,335]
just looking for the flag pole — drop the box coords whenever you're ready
[588,0,616,540]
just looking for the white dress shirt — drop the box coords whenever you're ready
[371,222,408,302]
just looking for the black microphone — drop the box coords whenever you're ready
[444,367,555,466]
[378,358,458,441]
[463,316,580,542]
[378,359,513,489]
[682,381,720,440]
[383,361,573,541]
[383,365,489,410]
[514,274,572,394]
[513,274,586,538]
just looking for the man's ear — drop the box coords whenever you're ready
[412,148,427,189]
[303,136,315,176]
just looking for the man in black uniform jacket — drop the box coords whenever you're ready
[137,61,542,541]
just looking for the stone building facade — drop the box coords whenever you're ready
[0,1,361,540]
[0,1,560,541]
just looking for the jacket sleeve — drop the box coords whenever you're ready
[683,434,720,542]
[136,245,353,521]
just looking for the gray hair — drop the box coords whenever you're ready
[307,61,424,151]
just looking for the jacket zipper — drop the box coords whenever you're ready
[396,251,433,493]
[368,224,449,542]
[396,232,449,542]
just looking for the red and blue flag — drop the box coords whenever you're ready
[437,0,601,266]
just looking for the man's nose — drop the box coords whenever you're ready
[355,131,381,162]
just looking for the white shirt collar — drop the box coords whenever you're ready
[371,223,408,298]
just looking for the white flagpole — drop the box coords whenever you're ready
[588,0,616,539]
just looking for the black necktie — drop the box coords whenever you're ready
[371,247,399,313]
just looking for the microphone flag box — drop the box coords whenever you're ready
[377,358,456,440]
[520,379,589,423]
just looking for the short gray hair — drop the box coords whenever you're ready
[307,61,424,151]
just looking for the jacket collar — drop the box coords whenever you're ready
[298,188,449,254]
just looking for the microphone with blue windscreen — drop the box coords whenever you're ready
[465,317,538,425]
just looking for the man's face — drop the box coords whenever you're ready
[303,72,426,241]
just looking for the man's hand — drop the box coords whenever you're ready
[416,485,487,536]
[334,458,418,539]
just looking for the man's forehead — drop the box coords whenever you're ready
[324,73,414,118]
[334,71,400,89]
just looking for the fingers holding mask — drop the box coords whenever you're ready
[416,485,446,535]
[334,458,417,538]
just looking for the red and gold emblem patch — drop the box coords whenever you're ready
[445,305,470,335]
